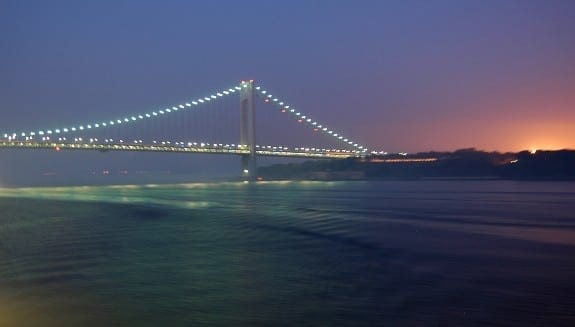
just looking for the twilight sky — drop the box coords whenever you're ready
[1,0,574,154]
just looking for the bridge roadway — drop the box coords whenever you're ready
[0,141,358,159]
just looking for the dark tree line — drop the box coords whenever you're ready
[258,149,575,180]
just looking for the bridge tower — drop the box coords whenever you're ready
[240,80,257,180]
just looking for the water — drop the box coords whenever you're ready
[1,181,574,326]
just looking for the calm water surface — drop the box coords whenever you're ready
[1,181,574,326]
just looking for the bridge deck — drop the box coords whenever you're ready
[0,142,357,159]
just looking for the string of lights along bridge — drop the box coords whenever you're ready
[0,80,372,180]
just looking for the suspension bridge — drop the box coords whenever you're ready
[0,80,369,180]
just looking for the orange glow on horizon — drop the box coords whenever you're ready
[368,117,575,153]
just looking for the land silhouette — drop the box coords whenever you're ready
[258,149,575,181]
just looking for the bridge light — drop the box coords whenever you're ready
[261,90,266,94]
[192,101,198,105]
[217,93,223,97]
[152,112,157,116]
[179,105,185,108]
[165,109,171,113]
[159,110,164,114]
[306,119,311,122]
[229,88,236,92]
[95,124,100,128]
[204,97,211,101]
[295,112,300,116]
[47,130,53,134]
[211,95,216,99]
[222,91,229,95]
[145,114,151,118]
[55,129,60,133]
[333,133,338,136]
[39,131,45,135]
[117,120,122,124]
[124,118,129,122]
[243,169,249,174]
[198,99,204,103]
[185,103,191,107]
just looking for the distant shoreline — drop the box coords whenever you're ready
[258,149,575,181]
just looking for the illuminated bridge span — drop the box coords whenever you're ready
[0,81,369,179]
[0,142,357,159]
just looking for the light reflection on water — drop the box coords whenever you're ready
[0,181,574,326]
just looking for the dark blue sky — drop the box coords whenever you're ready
[2,0,574,154]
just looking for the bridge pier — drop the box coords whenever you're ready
[240,80,257,181]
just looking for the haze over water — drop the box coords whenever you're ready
[1,180,574,326]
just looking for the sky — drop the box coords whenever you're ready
[0,0,574,182]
